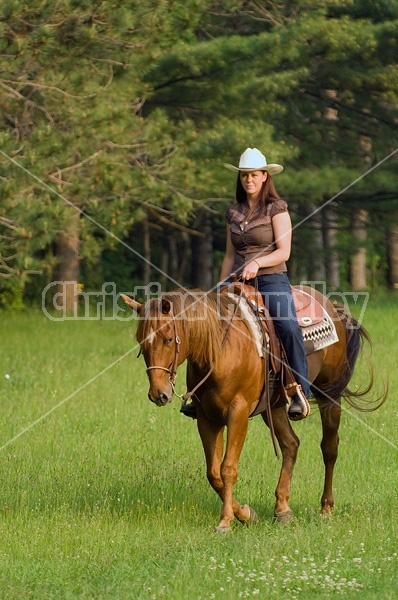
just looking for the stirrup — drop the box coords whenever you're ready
[286,385,310,421]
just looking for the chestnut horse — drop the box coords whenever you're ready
[122,286,384,532]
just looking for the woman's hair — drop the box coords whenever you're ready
[235,172,281,204]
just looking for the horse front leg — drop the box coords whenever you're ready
[317,398,341,516]
[197,407,256,533]
[197,416,225,500]
[262,405,300,522]
[217,402,257,532]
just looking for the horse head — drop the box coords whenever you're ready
[121,293,181,407]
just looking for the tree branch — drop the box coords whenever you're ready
[301,88,398,129]
[0,82,55,124]
[48,150,104,182]
[146,205,204,237]
[2,64,114,100]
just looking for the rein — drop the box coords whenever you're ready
[180,286,244,404]
[253,276,279,459]
[144,290,244,402]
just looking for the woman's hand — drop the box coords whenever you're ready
[241,259,260,281]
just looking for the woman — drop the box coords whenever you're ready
[222,147,310,420]
[181,148,311,421]
[181,148,310,420]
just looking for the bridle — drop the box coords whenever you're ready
[144,302,182,396]
[142,288,244,402]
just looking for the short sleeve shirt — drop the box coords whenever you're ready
[225,199,288,276]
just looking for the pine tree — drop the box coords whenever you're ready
[144,0,398,287]
[1,0,397,302]
[0,0,210,307]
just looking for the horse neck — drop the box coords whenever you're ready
[181,317,221,370]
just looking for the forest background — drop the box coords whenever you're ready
[1,0,397,310]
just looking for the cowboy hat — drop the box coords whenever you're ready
[224,147,283,175]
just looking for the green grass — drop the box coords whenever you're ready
[0,296,397,599]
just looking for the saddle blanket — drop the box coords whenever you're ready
[300,310,339,354]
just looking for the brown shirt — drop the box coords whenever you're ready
[225,199,288,276]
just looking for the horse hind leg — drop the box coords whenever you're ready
[317,396,341,516]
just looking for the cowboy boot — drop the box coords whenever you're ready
[180,401,197,419]
[287,385,310,421]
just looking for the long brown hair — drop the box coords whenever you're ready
[236,172,282,205]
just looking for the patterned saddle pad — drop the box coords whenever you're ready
[292,287,339,353]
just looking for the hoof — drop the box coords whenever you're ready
[321,501,333,518]
[214,525,232,534]
[245,504,259,525]
[274,510,293,524]
[248,506,259,525]
[237,504,258,526]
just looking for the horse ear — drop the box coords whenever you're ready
[161,298,171,314]
[120,293,142,314]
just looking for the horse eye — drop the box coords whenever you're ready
[165,337,173,344]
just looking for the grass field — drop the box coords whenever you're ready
[0,294,397,599]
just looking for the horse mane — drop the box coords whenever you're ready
[136,290,237,368]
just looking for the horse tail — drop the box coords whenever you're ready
[318,305,388,411]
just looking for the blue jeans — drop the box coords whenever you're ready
[256,273,310,397]
[221,273,311,397]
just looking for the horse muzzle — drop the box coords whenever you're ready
[148,389,173,407]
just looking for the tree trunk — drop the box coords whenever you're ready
[388,224,398,289]
[322,204,340,290]
[56,210,80,314]
[350,209,368,290]
[159,232,168,292]
[191,210,213,289]
[143,219,151,287]
[176,232,191,284]
[291,203,325,285]
[309,208,326,283]
[168,234,178,287]
[163,230,191,289]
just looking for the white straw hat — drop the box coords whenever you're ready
[224,147,283,175]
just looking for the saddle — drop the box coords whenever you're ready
[222,282,322,366]
[293,287,325,328]
[221,281,338,420]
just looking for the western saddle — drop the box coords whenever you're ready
[221,281,333,419]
